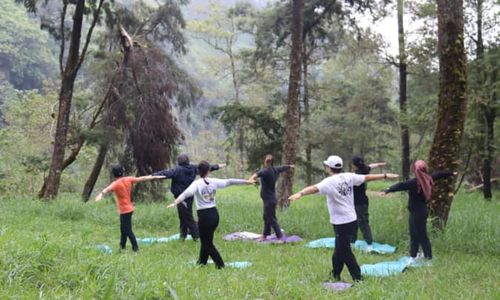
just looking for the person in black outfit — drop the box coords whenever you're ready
[351,155,386,250]
[383,160,455,263]
[154,154,225,240]
[248,154,294,243]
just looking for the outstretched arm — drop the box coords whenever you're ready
[248,173,258,182]
[364,173,399,182]
[431,171,457,181]
[153,168,176,179]
[288,185,319,201]
[210,163,226,172]
[368,162,386,169]
[167,181,197,208]
[383,180,413,194]
[135,175,166,183]
[276,164,295,174]
[95,184,113,201]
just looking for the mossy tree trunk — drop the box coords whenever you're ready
[278,0,304,208]
[428,0,467,229]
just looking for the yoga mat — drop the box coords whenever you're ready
[223,231,303,243]
[321,282,352,291]
[305,238,396,254]
[138,234,193,245]
[96,244,112,254]
[361,256,431,277]
[190,260,253,269]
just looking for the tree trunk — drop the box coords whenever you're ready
[40,0,86,199]
[481,66,496,199]
[82,143,108,202]
[278,0,304,208]
[302,44,312,185]
[428,0,467,229]
[473,0,494,200]
[398,0,410,180]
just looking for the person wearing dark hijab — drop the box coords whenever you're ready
[351,155,386,251]
[383,160,456,264]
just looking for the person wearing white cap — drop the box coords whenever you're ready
[289,155,399,282]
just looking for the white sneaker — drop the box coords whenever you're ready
[365,245,373,252]
[406,257,416,267]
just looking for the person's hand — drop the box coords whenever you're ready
[378,162,387,167]
[378,191,387,197]
[167,202,177,208]
[95,192,103,202]
[385,173,399,179]
[246,178,257,184]
[453,171,458,176]
[289,164,295,169]
[288,193,301,201]
[219,163,227,168]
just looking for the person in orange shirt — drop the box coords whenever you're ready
[95,165,165,253]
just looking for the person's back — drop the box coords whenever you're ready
[170,164,198,197]
[110,176,138,214]
[258,166,289,201]
[317,172,365,225]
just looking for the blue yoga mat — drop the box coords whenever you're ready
[305,238,396,254]
[96,244,112,254]
[361,256,431,277]
[138,234,193,245]
[190,260,253,269]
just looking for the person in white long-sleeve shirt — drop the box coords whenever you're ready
[167,160,256,269]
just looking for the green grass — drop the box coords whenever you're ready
[0,187,498,299]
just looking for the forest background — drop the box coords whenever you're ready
[0,0,498,206]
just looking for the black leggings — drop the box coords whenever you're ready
[177,197,199,240]
[263,201,282,239]
[120,212,138,252]
[197,207,224,268]
[409,209,432,259]
[332,221,362,281]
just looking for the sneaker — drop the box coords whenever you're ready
[406,256,416,267]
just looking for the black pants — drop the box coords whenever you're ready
[355,204,373,245]
[332,221,362,281]
[177,196,199,240]
[120,212,138,252]
[197,207,224,268]
[409,208,432,259]
[263,201,282,239]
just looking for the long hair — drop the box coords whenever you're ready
[414,160,433,200]
[264,154,274,168]
[352,155,370,174]
[198,160,211,178]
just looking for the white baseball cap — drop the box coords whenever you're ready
[323,155,343,169]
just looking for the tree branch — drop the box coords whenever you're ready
[59,0,68,75]
[76,0,105,73]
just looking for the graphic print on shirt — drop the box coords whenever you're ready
[201,185,217,203]
[337,181,352,196]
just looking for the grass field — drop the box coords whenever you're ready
[0,183,498,299]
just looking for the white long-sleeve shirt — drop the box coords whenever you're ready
[177,178,247,210]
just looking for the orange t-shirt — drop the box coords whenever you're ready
[110,176,139,214]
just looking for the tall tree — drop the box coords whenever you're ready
[428,0,467,228]
[17,0,106,199]
[397,0,410,180]
[468,0,497,199]
[277,0,304,208]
